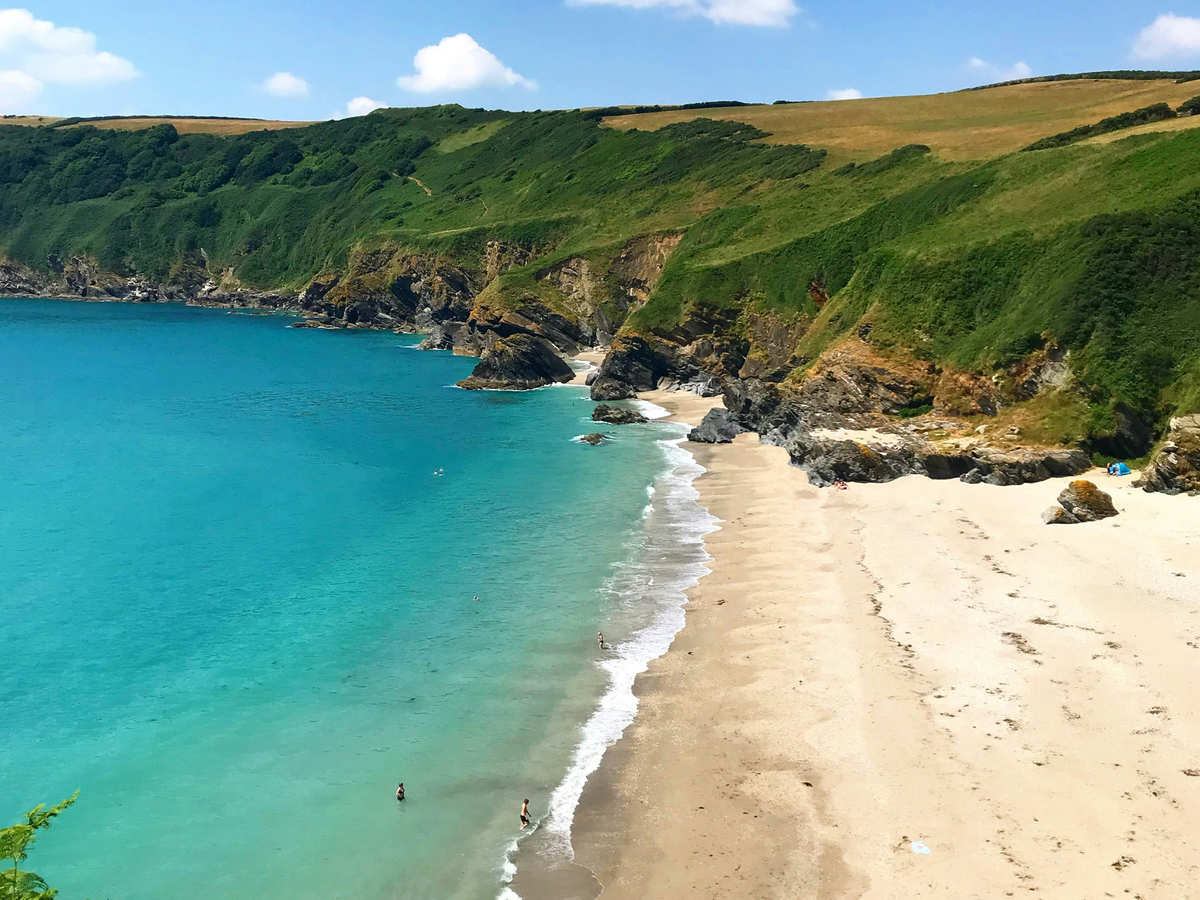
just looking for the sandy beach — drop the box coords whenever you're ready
[565,390,1200,900]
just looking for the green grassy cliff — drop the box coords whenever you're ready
[2,78,1200,448]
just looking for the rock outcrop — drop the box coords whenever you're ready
[592,404,648,425]
[688,408,748,444]
[580,433,608,445]
[1137,414,1200,495]
[456,334,575,391]
[695,366,1092,487]
[1043,481,1119,524]
[590,335,698,400]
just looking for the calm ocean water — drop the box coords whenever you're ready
[0,299,713,900]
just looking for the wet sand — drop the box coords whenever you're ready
[565,391,1200,900]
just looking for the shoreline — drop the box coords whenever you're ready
[561,391,1200,899]
[505,388,722,900]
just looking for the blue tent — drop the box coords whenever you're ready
[1109,462,1132,476]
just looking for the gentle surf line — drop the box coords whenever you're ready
[498,425,719,898]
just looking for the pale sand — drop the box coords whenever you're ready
[569,351,608,386]
[568,391,1200,900]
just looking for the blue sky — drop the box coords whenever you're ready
[4,1,1200,118]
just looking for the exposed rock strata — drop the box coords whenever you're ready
[1137,415,1200,495]
[590,335,699,401]
[456,334,575,391]
[700,367,1092,487]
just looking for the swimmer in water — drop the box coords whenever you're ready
[396,782,405,802]
[520,799,531,829]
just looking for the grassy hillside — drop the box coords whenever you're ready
[2,75,1200,443]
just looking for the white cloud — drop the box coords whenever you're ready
[398,33,535,93]
[568,0,798,27]
[332,96,386,119]
[966,57,1033,82]
[1133,14,1200,60]
[263,71,308,98]
[826,88,863,101]
[0,8,135,85]
[0,66,37,112]
[0,8,135,112]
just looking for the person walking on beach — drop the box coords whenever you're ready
[520,799,531,829]
[396,782,405,802]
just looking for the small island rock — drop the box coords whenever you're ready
[592,404,648,425]
[457,334,575,391]
[580,433,608,445]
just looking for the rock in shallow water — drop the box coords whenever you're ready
[592,404,648,425]
[580,433,608,445]
[457,334,574,391]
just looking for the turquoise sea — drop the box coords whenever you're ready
[0,300,713,900]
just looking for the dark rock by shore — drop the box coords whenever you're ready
[580,433,608,445]
[592,404,648,425]
[589,335,698,401]
[457,334,575,391]
[688,408,748,444]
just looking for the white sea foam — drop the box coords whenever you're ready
[497,427,718,896]
[629,399,671,420]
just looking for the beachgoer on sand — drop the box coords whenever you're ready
[520,799,531,829]
[396,782,405,802]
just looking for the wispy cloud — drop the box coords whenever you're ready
[263,71,308,98]
[0,7,136,112]
[967,57,1033,82]
[568,0,799,28]
[397,34,535,93]
[827,88,863,101]
[1132,14,1200,60]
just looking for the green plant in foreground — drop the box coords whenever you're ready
[0,792,78,900]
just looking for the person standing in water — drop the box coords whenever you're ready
[520,799,531,829]
[597,632,604,651]
[396,783,405,802]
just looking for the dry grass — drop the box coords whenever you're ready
[0,115,64,127]
[2,115,310,134]
[604,79,1200,159]
[71,117,312,134]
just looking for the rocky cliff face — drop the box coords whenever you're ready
[1137,415,1200,495]
[691,341,1093,488]
[589,334,701,400]
[537,233,683,344]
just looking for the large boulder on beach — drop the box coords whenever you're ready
[457,334,574,391]
[592,403,648,425]
[689,408,748,444]
[1043,480,1119,524]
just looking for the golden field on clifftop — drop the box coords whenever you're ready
[604,78,1200,159]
